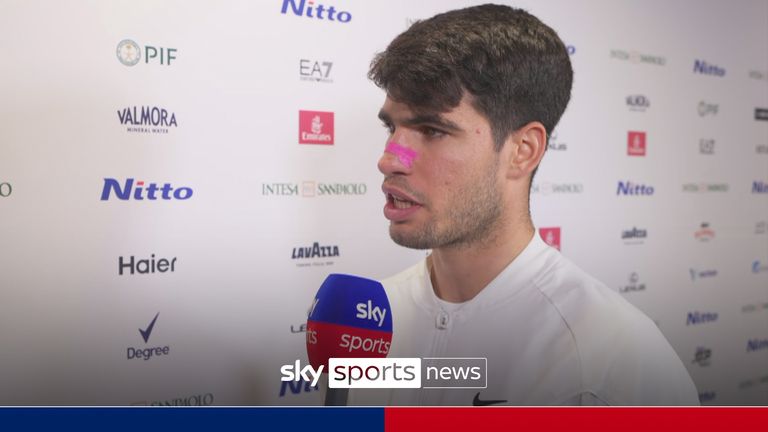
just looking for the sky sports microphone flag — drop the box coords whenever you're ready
[306,274,393,371]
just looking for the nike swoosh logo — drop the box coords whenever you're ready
[473,392,507,406]
[139,312,160,343]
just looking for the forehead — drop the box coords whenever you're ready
[380,95,489,129]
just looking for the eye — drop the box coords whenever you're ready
[420,126,446,139]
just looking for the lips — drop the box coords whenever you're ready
[382,184,422,222]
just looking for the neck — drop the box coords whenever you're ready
[428,216,535,303]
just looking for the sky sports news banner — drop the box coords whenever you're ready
[0,0,766,407]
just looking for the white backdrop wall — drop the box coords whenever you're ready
[0,0,766,405]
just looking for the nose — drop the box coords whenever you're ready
[378,140,414,176]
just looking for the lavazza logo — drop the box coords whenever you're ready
[117,106,177,134]
[262,181,367,197]
[280,0,352,23]
[698,101,718,117]
[292,241,340,268]
[626,95,650,112]
[116,39,177,67]
[300,59,333,83]
[693,59,726,77]
[531,181,583,195]
[622,227,647,245]
[609,49,666,66]
[100,178,193,201]
[756,108,768,122]
[299,110,334,145]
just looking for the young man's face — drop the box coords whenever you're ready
[377,95,506,250]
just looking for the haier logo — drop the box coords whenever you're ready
[753,181,768,194]
[116,39,176,67]
[617,181,654,196]
[690,268,718,281]
[300,59,333,83]
[281,0,352,23]
[100,178,193,201]
[119,254,177,276]
[747,338,768,352]
[539,227,561,251]
[693,59,725,77]
[687,311,718,326]
[627,131,646,156]
[117,106,177,134]
[626,95,649,112]
[299,110,334,145]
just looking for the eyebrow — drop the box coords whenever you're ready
[378,110,463,133]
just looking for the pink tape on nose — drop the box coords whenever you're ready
[385,142,418,168]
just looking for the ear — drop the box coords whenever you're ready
[504,121,547,181]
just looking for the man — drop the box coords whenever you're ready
[351,4,699,405]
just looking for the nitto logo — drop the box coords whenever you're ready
[747,338,768,352]
[281,0,352,23]
[753,181,768,194]
[279,377,320,397]
[693,59,725,77]
[686,311,718,325]
[299,110,334,145]
[117,106,177,134]
[626,95,649,112]
[753,261,768,274]
[116,39,177,66]
[539,227,561,251]
[617,181,654,196]
[627,131,646,156]
[300,59,333,83]
[0,182,11,198]
[100,178,193,201]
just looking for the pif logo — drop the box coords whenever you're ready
[0,182,11,197]
[299,110,334,145]
[627,131,646,156]
[117,39,177,66]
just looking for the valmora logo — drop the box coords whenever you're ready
[299,110,334,145]
[693,59,726,77]
[100,178,193,201]
[686,311,718,326]
[626,95,649,111]
[753,181,768,194]
[292,242,340,259]
[539,227,561,251]
[617,181,654,196]
[756,108,768,121]
[117,106,177,134]
[627,131,646,156]
[281,0,352,23]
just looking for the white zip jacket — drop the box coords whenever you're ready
[350,233,699,406]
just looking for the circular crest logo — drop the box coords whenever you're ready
[116,39,141,66]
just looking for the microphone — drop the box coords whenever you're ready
[306,274,393,406]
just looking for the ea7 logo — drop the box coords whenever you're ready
[300,59,333,83]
